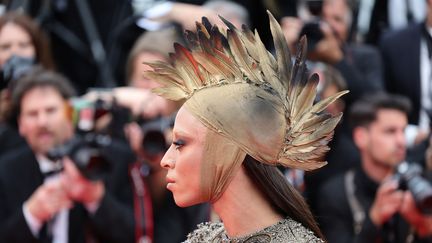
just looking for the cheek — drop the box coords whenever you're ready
[51,114,72,136]
[370,136,392,156]
[0,51,11,66]
[18,119,32,137]
[336,24,347,38]
[173,151,204,206]
[177,156,201,186]
[20,46,36,58]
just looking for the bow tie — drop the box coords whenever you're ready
[42,168,63,178]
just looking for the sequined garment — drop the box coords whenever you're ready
[184,218,324,243]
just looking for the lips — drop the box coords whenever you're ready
[37,131,53,140]
[37,129,53,137]
[166,177,175,184]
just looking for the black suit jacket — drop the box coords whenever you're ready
[335,43,384,107]
[317,166,432,243]
[380,23,422,124]
[0,146,135,243]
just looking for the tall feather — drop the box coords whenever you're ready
[173,43,204,90]
[146,12,348,171]
[268,10,292,95]
[226,29,262,82]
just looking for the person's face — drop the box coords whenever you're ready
[160,106,207,207]
[0,22,35,67]
[322,0,350,42]
[130,51,179,118]
[130,52,165,90]
[19,86,73,155]
[357,109,407,168]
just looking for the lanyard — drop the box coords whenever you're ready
[130,162,154,243]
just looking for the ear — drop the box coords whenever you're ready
[63,101,74,121]
[353,126,368,150]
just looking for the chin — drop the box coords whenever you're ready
[173,195,202,208]
[173,197,193,208]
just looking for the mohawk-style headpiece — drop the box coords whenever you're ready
[147,11,347,171]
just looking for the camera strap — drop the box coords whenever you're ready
[344,169,366,235]
[345,170,416,242]
[130,163,154,243]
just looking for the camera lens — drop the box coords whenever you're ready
[142,130,167,155]
[397,161,432,215]
[406,176,432,215]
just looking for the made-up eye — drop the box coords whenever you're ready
[173,139,185,150]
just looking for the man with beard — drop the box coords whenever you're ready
[0,67,134,242]
[316,93,432,243]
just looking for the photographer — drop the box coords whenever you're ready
[316,93,432,243]
[124,30,209,242]
[282,0,383,107]
[83,29,210,242]
[0,67,134,243]
[0,11,55,157]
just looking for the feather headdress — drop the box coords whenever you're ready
[146,11,348,171]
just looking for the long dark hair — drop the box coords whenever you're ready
[0,12,55,70]
[243,155,325,240]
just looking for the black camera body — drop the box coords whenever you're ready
[47,133,112,180]
[139,114,175,156]
[299,20,324,52]
[394,161,432,215]
[298,0,324,52]
[46,97,120,180]
[305,0,323,16]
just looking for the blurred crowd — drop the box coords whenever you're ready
[0,0,431,242]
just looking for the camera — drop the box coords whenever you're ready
[298,0,324,52]
[305,0,323,16]
[47,97,124,180]
[0,55,35,90]
[299,20,324,52]
[394,161,432,215]
[138,114,175,156]
[47,133,112,180]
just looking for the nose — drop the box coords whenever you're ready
[160,146,175,169]
[36,112,49,127]
[396,130,406,148]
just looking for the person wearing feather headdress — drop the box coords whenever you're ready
[146,11,347,242]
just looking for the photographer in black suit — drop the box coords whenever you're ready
[0,67,134,242]
[0,12,56,158]
[316,93,432,243]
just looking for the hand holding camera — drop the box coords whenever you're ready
[25,178,73,223]
[399,192,432,237]
[62,158,105,205]
[370,162,432,236]
[369,179,404,226]
[25,158,105,223]
[306,22,343,64]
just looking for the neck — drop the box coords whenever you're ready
[362,157,393,183]
[212,166,283,238]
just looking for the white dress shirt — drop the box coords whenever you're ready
[23,155,69,243]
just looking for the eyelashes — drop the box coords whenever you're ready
[173,139,185,149]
